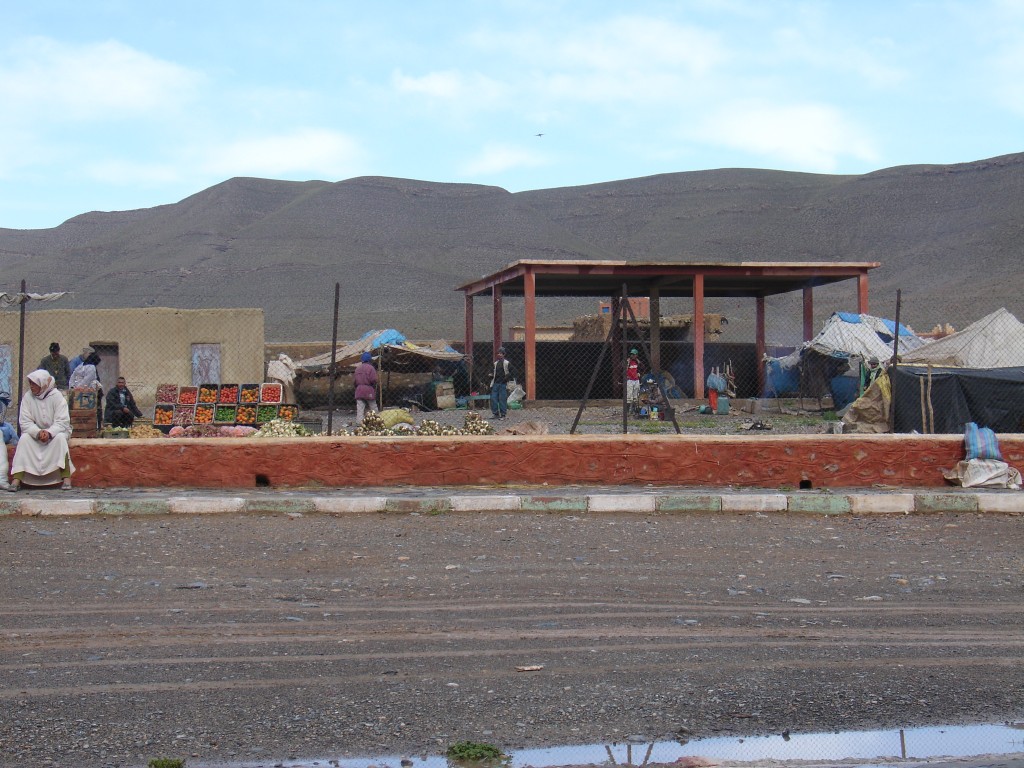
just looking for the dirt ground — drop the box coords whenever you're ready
[314,399,834,436]
[1,508,1022,767]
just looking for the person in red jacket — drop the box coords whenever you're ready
[353,352,379,423]
[625,348,642,411]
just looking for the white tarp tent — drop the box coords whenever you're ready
[901,308,1024,368]
[808,312,924,360]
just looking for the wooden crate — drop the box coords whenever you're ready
[71,410,98,438]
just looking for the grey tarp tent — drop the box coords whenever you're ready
[845,308,1024,433]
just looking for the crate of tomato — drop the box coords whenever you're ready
[177,386,198,405]
[259,383,283,403]
[218,384,239,404]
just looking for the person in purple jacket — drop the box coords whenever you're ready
[353,351,379,423]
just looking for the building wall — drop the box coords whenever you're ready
[0,307,265,412]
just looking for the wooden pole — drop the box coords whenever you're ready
[621,285,628,434]
[16,279,26,434]
[888,289,902,433]
[326,282,340,435]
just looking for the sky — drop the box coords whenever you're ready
[2,0,1023,230]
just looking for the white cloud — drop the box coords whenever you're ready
[465,15,725,106]
[558,16,724,76]
[460,143,547,176]
[201,128,365,178]
[85,160,184,186]
[771,26,908,90]
[691,102,878,172]
[983,0,1024,115]
[0,36,201,120]
[391,69,507,105]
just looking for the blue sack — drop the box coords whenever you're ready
[964,422,1002,461]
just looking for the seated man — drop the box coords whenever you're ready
[104,377,143,428]
[0,390,18,491]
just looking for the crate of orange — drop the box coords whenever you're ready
[197,384,218,404]
[218,384,239,404]
[239,384,260,404]
[194,404,215,424]
[278,404,298,421]
[154,404,174,425]
[237,405,257,424]
[177,386,198,405]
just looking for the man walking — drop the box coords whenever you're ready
[490,347,513,419]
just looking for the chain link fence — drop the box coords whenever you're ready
[2,287,1023,437]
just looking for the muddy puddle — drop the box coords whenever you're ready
[196,722,1024,768]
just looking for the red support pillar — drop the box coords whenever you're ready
[802,286,814,342]
[755,296,766,397]
[694,274,705,400]
[492,285,503,360]
[464,293,474,391]
[524,268,537,401]
[858,272,869,314]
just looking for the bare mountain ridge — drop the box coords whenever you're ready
[1,153,1021,341]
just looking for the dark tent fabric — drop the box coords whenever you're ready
[891,365,1024,433]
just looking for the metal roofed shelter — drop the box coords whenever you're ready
[457,260,880,401]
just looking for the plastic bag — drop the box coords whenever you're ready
[379,408,415,428]
[706,372,727,393]
[507,383,526,404]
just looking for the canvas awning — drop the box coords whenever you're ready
[901,308,1024,368]
[294,329,463,373]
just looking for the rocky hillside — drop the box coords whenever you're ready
[1,153,1021,342]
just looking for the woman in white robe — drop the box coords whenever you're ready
[9,370,75,491]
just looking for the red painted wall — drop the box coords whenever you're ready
[43,434,1024,489]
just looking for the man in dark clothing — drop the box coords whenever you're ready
[39,342,71,389]
[490,347,513,419]
[104,377,143,428]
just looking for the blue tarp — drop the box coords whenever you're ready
[358,328,407,348]
[835,312,915,337]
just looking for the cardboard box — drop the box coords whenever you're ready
[69,389,97,410]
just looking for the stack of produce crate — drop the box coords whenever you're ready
[68,388,98,438]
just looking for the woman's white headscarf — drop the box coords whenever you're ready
[27,369,56,398]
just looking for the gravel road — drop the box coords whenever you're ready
[1,509,1022,767]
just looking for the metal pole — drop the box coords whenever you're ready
[326,282,340,435]
[16,279,26,434]
[888,289,902,433]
